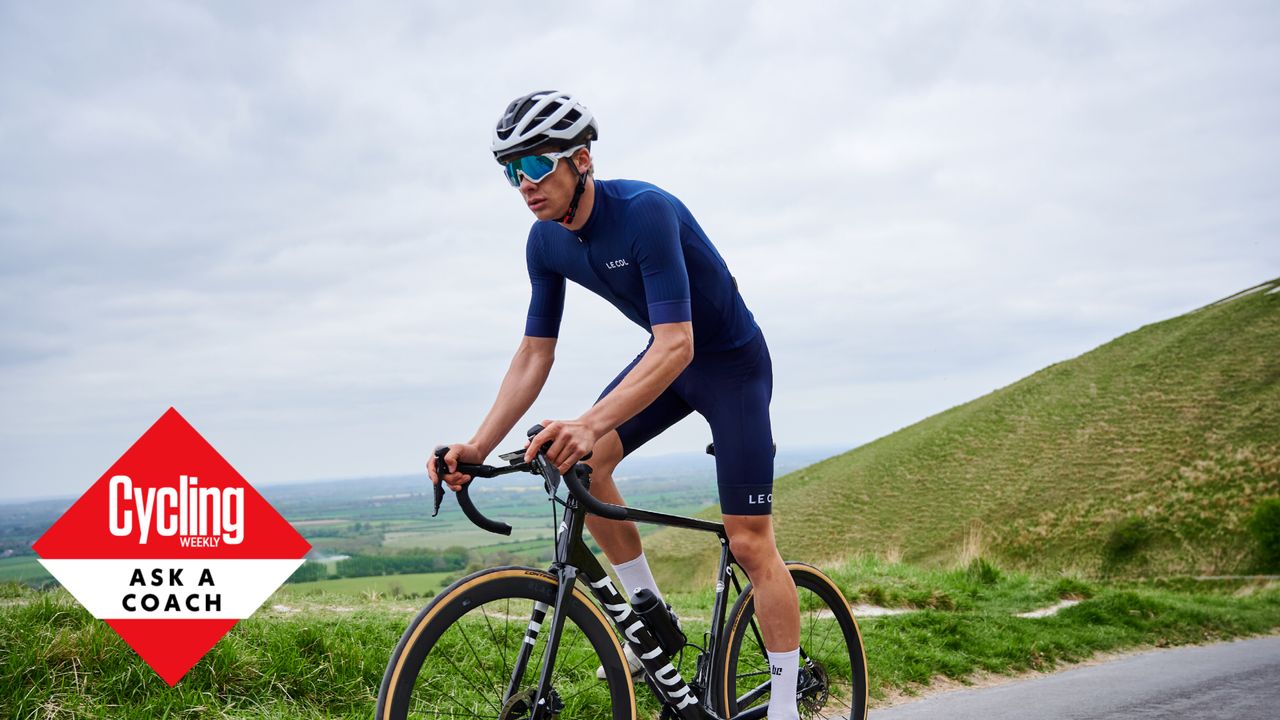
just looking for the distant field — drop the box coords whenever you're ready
[475,537,554,557]
[278,571,455,598]
[382,516,553,550]
[0,556,51,583]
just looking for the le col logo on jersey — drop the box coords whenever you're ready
[605,258,630,269]
[34,408,310,686]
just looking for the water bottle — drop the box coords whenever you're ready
[631,588,686,657]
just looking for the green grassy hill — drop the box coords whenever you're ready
[650,278,1280,587]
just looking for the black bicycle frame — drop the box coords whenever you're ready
[511,468,768,720]
[437,441,774,720]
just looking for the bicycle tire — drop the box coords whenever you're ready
[716,562,869,720]
[377,565,637,720]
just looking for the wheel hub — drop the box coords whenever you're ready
[797,661,830,717]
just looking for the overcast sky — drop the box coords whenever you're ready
[2,1,1277,501]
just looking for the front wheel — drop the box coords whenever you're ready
[716,562,869,720]
[377,566,637,720]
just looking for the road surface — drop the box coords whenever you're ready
[869,634,1280,720]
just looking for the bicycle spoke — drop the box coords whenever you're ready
[557,679,611,705]
[804,605,817,657]
[557,642,598,677]
[430,634,502,714]
[455,618,503,704]
[458,607,501,691]
[480,598,511,687]
[410,692,495,720]
[814,619,835,663]
[814,614,834,666]
[733,612,770,711]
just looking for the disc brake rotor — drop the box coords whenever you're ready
[798,660,830,717]
[500,688,563,720]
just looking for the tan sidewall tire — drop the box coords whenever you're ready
[716,562,869,720]
[376,565,636,720]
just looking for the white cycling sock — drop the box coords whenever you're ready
[611,552,664,604]
[767,647,800,720]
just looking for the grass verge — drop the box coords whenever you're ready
[2,557,1277,718]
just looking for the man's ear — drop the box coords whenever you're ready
[574,148,593,174]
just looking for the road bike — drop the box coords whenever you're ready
[376,425,868,720]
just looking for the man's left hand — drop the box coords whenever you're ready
[524,418,597,473]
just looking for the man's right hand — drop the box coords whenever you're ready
[428,443,486,492]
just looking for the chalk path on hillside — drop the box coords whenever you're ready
[813,599,1083,620]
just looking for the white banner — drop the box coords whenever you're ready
[39,558,304,620]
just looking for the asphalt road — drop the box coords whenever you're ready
[869,634,1280,720]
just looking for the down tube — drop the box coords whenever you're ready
[577,553,705,720]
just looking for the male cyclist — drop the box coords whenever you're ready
[428,90,801,720]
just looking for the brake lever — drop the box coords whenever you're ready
[431,446,448,517]
[525,423,594,462]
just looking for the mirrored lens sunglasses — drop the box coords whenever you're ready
[502,145,585,187]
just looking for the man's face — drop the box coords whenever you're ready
[513,147,590,221]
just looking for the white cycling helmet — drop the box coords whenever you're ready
[491,90,599,163]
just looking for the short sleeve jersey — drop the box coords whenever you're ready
[524,179,759,352]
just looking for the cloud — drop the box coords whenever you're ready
[1,1,1277,499]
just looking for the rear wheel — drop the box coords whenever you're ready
[377,566,636,720]
[716,562,868,720]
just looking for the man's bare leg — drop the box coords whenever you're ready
[724,513,800,720]
[581,430,665,602]
[581,430,666,677]
[581,430,641,561]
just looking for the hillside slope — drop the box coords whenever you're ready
[649,279,1280,586]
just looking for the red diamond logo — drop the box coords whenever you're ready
[33,408,311,685]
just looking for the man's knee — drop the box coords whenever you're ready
[587,430,624,475]
[582,431,628,507]
[582,432,641,563]
[724,515,779,573]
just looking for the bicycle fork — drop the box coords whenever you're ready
[504,599,551,708]
[502,568,591,719]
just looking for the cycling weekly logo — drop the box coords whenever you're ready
[33,408,310,685]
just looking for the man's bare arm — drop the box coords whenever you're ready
[468,335,557,457]
[579,321,692,438]
[524,322,693,471]
[430,335,556,490]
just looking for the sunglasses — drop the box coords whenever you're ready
[502,145,586,187]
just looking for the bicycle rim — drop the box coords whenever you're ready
[377,566,636,720]
[719,563,869,720]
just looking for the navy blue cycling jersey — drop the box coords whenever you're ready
[524,178,759,352]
